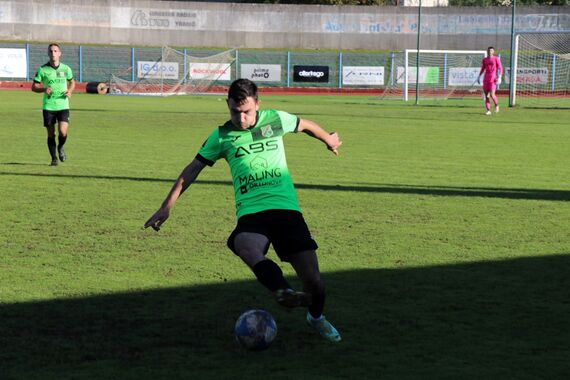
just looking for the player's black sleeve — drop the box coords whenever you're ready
[293,117,301,133]
[195,153,215,167]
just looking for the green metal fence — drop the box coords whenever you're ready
[0,42,393,89]
[1,42,566,97]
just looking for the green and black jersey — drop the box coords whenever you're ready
[33,62,73,111]
[197,109,301,219]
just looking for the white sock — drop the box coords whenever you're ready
[308,312,324,321]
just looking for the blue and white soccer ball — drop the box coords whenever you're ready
[234,309,277,351]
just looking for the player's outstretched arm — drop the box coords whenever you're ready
[144,158,207,231]
[297,118,342,156]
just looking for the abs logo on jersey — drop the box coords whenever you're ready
[235,140,278,158]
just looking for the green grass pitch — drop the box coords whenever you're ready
[1,90,569,379]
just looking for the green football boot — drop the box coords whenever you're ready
[306,313,341,342]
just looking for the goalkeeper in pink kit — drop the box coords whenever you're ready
[478,46,503,115]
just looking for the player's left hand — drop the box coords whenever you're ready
[326,132,342,156]
[497,77,502,85]
[144,207,170,232]
[64,91,72,98]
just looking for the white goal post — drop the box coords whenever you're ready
[109,46,236,96]
[403,49,487,101]
[509,32,570,108]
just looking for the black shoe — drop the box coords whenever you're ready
[50,158,58,166]
[58,147,66,162]
[275,288,312,308]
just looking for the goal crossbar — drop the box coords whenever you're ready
[404,49,487,101]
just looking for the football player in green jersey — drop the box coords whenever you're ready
[31,43,75,166]
[145,79,342,342]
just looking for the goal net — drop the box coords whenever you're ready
[109,46,235,96]
[381,50,487,101]
[510,33,570,108]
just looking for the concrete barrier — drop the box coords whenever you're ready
[0,0,568,50]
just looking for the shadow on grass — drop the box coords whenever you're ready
[1,169,570,201]
[300,110,570,126]
[1,255,568,379]
[72,108,228,116]
[1,162,49,167]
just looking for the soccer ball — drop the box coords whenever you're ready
[234,309,277,350]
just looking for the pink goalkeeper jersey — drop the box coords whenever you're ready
[480,56,503,84]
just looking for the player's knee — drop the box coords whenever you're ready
[236,248,266,268]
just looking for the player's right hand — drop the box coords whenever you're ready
[326,132,342,156]
[144,207,170,232]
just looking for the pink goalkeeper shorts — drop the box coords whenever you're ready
[483,82,497,93]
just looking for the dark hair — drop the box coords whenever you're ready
[487,46,495,51]
[228,79,258,103]
[48,43,61,50]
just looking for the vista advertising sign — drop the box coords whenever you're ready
[448,67,482,86]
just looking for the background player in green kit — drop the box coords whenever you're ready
[32,43,75,166]
[145,79,342,342]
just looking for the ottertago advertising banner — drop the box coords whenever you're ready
[293,65,329,83]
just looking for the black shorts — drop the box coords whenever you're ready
[43,109,70,127]
[227,209,318,262]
